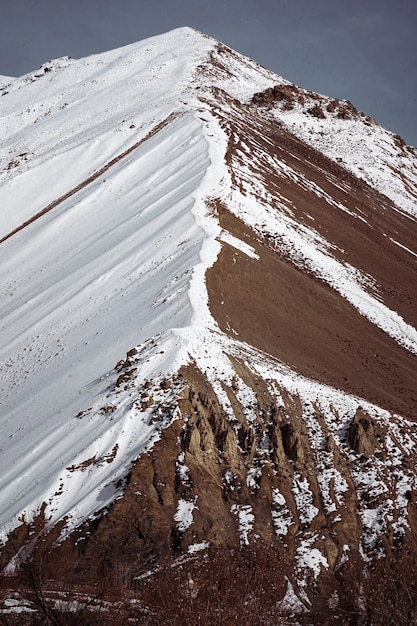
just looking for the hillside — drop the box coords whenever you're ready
[1,27,417,623]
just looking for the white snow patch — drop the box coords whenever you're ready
[389,238,417,259]
[174,497,198,532]
[231,503,255,545]
[275,102,417,218]
[246,466,262,492]
[317,464,349,514]
[271,489,294,537]
[292,474,319,525]
[218,230,259,259]
[0,597,36,615]
[187,541,210,554]
[296,534,329,580]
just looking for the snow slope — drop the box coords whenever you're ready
[1,26,417,569]
[0,28,222,538]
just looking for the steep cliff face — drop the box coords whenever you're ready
[1,28,417,623]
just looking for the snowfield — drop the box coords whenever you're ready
[0,28,220,540]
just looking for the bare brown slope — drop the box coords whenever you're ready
[207,209,417,419]
[201,89,417,419]
[221,98,417,329]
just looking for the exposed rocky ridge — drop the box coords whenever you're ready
[1,28,417,624]
[252,82,374,126]
[3,350,417,622]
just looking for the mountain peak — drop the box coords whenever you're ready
[1,30,417,623]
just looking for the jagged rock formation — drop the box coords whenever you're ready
[347,409,376,457]
[1,27,417,624]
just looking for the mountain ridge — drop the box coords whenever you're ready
[1,27,417,623]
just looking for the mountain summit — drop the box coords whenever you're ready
[1,27,417,623]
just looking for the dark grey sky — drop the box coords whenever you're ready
[1,0,416,146]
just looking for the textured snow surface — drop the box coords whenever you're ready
[0,28,219,540]
[0,75,14,85]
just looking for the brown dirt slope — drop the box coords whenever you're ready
[206,100,417,420]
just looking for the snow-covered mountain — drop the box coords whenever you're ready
[1,27,417,622]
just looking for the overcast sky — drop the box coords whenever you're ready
[1,0,416,146]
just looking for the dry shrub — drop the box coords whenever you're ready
[135,541,288,625]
